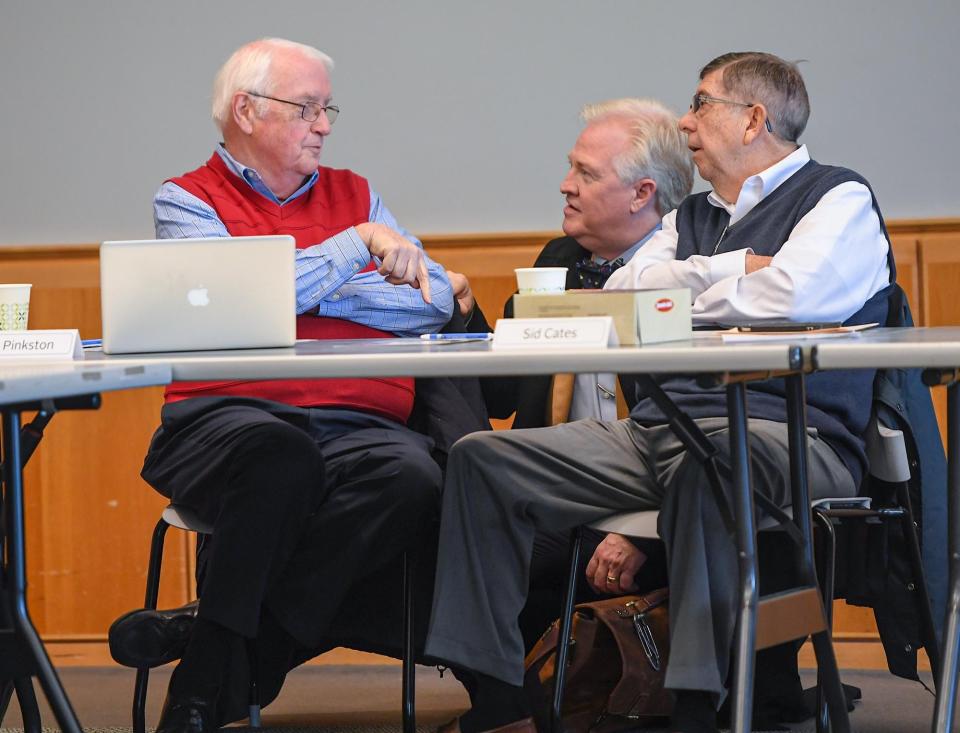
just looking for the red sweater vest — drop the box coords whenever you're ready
[162,153,415,423]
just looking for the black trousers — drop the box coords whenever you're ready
[141,397,442,646]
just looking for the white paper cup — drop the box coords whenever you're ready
[0,284,31,331]
[515,267,567,294]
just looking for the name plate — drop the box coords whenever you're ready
[492,316,618,350]
[512,287,692,345]
[0,330,83,360]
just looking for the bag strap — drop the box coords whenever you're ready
[524,620,561,672]
[617,588,668,615]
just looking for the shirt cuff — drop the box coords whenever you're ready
[710,248,750,283]
[341,227,373,270]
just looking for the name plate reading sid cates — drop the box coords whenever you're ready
[512,288,692,345]
[492,316,618,350]
[0,330,84,360]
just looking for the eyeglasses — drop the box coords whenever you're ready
[245,91,339,124]
[691,93,773,133]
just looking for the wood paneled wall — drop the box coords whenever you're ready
[2,248,192,637]
[1,219,958,644]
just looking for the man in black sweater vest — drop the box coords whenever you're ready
[426,53,894,733]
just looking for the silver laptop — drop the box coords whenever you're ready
[100,235,297,354]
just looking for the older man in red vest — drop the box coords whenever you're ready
[115,38,454,733]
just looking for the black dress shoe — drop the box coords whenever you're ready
[109,601,199,668]
[156,693,218,733]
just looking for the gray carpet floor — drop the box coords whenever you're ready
[0,665,948,732]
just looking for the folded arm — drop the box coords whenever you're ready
[154,183,453,336]
[605,182,889,323]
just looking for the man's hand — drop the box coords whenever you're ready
[585,533,647,595]
[355,222,432,303]
[745,254,774,274]
[446,270,476,318]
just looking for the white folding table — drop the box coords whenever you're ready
[0,362,171,733]
[813,326,960,733]
[86,336,851,733]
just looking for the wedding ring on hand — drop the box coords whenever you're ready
[606,574,618,583]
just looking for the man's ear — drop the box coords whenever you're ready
[232,92,257,135]
[630,178,657,213]
[743,103,769,145]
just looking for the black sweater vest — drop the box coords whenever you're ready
[630,160,895,485]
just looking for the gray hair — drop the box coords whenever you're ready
[211,38,334,132]
[700,52,810,142]
[581,98,694,216]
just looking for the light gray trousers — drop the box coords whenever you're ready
[424,416,855,697]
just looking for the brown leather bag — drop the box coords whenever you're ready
[524,589,671,733]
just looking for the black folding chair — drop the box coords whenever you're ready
[128,504,418,733]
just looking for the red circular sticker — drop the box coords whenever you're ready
[655,298,674,312]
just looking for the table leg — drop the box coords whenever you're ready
[785,375,850,733]
[1,409,83,733]
[932,382,960,732]
[14,678,41,733]
[726,382,757,733]
[785,375,816,580]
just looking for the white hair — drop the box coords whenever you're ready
[211,38,334,132]
[581,98,694,216]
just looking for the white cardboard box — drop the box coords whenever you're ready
[512,288,691,344]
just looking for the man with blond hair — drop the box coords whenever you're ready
[426,52,893,733]
[110,38,454,733]
[462,98,693,428]
[449,98,692,652]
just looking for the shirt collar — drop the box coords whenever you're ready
[707,144,810,226]
[593,223,662,265]
[215,143,319,205]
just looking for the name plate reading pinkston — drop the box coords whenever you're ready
[491,316,618,350]
[0,330,83,360]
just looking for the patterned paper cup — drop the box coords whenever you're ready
[0,284,31,331]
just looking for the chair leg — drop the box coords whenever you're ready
[551,526,583,733]
[133,517,170,733]
[143,517,170,610]
[810,630,851,733]
[402,550,416,733]
[813,509,837,733]
[132,668,151,733]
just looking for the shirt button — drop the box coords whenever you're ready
[331,293,341,301]
[353,261,361,271]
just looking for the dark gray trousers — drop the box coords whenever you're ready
[424,416,854,697]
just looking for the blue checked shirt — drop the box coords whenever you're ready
[153,145,453,336]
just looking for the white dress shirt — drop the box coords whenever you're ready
[604,146,890,325]
[568,227,659,422]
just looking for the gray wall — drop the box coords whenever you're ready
[1,0,957,244]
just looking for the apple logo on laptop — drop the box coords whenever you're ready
[187,287,210,307]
